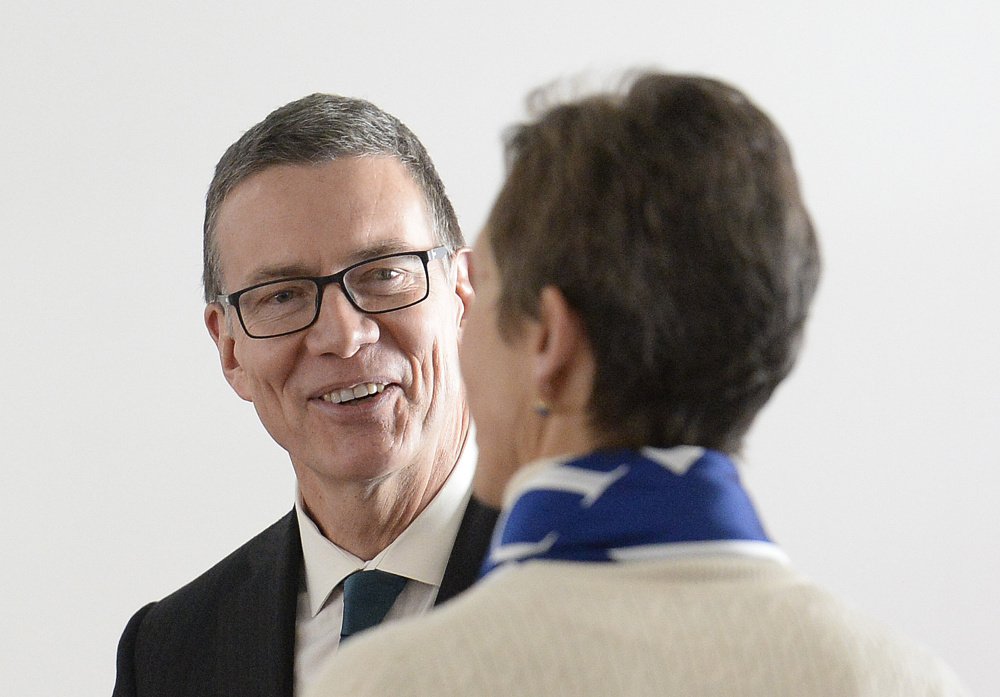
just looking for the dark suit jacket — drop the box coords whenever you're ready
[113,499,498,697]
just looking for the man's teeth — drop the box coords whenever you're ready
[321,383,386,404]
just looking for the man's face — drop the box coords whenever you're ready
[205,157,472,497]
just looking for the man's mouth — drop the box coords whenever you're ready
[320,382,387,405]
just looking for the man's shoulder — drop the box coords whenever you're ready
[114,511,302,696]
[142,509,300,627]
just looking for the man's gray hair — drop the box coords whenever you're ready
[203,93,463,301]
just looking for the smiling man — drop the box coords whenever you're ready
[112,95,497,697]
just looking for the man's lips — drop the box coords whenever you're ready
[317,382,389,405]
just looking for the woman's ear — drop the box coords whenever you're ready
[532,286,593,410]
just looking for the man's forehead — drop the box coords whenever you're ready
[213,158,437,286]
[221,157,421,208]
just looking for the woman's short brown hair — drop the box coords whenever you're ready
[487,72,820,453]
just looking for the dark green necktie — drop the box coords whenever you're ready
[339,570,408,641]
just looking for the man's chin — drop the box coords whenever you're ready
[295,448,413,488]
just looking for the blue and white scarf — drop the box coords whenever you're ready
[481,446,783,577]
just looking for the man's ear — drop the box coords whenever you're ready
[204,303,253,403]
[452,247,475,328]
[532,286,593,410]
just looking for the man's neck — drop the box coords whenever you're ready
[296,414,470,560]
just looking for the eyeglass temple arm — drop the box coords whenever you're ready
[428,245,452,262]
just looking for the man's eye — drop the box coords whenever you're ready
[245,283,312,314]
[270,288,299,303]
[357,266,410,286]
[371,268,402,282]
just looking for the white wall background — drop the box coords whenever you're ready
[2,2,996,694]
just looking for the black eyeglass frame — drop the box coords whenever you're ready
[217,245,452,339]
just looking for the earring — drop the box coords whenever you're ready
[533,400,551,417]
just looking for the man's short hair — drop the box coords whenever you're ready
[203,93,463,301]
[487,72,821,453]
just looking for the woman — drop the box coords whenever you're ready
[308,72,968,696]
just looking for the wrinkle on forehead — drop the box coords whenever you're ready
[215,157,436,289]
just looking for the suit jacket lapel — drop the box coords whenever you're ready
[435,497,499,605]
[203,509,302,697]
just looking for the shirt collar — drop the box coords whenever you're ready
[295,426,476,618]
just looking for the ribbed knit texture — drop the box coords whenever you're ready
[309,557,969,696]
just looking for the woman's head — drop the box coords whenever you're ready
[464,72,820,502]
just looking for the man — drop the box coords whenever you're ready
[113,94,497,697]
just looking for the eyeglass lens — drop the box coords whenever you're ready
[237,253,429,337]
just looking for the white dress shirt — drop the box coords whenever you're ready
[292,436,476,696]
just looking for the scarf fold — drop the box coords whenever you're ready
[481,446,779,577]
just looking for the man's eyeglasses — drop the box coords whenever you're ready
[218,246,452,339]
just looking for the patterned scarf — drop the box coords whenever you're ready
[481,446,782,577]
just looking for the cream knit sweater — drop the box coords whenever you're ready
[307,555,968,696]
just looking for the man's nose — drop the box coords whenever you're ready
[303,284,380,358]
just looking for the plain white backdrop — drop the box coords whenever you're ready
[2,2,997,694]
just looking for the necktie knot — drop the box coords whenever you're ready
[340,570,407,641]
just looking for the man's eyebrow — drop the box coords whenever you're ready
[241,240,428,286]
[244,264,313,285]
[348,240,421,261]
